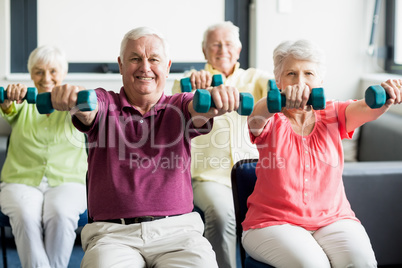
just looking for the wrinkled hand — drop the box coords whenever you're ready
[189,70,213,90]
[207,85,240,117]
[381,79,402,108]
[50,84,86,112]
[282,83,311,110]
[4,84,28,104]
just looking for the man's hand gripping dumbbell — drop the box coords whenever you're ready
[182,73,254,116]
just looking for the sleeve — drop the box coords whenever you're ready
[248,115,275,145]
[253,71,272,102]
[0,103,20,124]
[335,100,356,140]
[177,92,214,139]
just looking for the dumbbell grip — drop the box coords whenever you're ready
[268,88,325,113]
[193,90,254,116]
[36,90,97,114]
[0,87,37,104]
[278,93,320,106]
[180,74,224,93]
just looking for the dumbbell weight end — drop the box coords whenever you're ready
[365,85,390,109]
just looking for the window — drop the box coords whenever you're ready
[386,0,402,74]
[10,0,250,74]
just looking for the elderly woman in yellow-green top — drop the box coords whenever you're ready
[0,45,87,268]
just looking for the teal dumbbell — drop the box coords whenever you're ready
[0,87,38,104]
[365,85,390,109]
[180,74,224,92]
[267,80,326,113]
[193,78,254,116]
[36,90,97,114]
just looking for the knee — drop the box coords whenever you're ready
[204,206,235,230]
[331,250,377,268]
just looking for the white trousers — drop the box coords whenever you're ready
[80,212,218,268]
[0,179,87,268]
[192,180,237,268]
[242,219,377,268]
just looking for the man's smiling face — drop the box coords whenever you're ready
[118,35,171,97]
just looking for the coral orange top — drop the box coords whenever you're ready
[243,100,359,231]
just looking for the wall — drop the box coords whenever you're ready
[249,0,386,101]
[1,0,401,135]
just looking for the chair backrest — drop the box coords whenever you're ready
[231,158,259,267]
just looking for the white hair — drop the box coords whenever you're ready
[120,26,170,65]
[273,39,326,81]
[27,45,68,74]
[202,21,242,51]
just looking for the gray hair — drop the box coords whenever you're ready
[202,21,242,51]
[27,45,68,74]
[120,27,170,65]
[273,39,326,82]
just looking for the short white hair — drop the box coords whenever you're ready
[202,21,242,51]
[120,26,170,65]
[27,45,68,74]
[273,39,326,81]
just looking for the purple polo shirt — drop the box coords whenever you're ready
[73,88,212,221]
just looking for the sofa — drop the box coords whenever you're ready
[341,111,402,267]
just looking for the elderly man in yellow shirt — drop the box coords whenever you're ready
[172,21,272,268]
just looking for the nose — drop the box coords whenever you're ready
[139,60,151,73]
[42,70,52,81]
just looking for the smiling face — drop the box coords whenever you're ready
[277,56,323,90]
[30,61,66,94]
[203,27,241,77]
[118,35,171,99]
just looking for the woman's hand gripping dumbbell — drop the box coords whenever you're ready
[189,74,254,116]
[0,84,96,114]
[0,85,38,104]
[266,79,326,113]
[365,79,402,109]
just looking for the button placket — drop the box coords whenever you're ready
[302,136,311,204]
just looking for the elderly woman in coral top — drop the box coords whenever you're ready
[243,39,402,267]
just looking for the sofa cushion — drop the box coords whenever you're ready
[357,112,402,161]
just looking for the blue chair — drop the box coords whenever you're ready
[231,159,274,268]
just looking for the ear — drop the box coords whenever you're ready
[117,56,123,75]
[166,60,172,77]
[203,48,207,60]
[235,47,242,61]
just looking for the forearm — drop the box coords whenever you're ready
[345,99,389,132]
[70,106,98,127]
[248,97,273,137]
[188,100,214,128]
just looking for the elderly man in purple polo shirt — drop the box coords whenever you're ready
[50,26,240,267]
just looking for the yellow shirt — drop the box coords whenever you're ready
[172,63,272,187]
[0,102,87,187]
